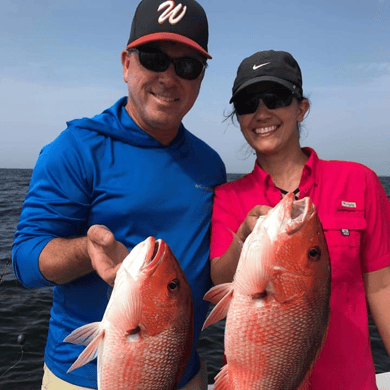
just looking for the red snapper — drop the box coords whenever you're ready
[203,194,331,390]
[64,236,194,390]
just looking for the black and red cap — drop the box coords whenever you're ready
[230,50,303,103]
[127,0,211,59]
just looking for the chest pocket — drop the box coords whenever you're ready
[321,215,366,247]
[320,215,367,283]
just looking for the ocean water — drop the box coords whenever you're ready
[0,169,389,389]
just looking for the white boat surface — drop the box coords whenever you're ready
[207,372,390,389]
[376,372,390,390]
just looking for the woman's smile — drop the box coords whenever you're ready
[253,125,278,135]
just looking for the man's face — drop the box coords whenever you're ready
[121,41,205,145]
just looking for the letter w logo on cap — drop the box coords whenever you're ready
[158,1,187,25]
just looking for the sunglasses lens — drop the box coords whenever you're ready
[138,49,170,72]
[263,91,293,109]
[135,47,204,80]
[234,89,293,115]
[175,58,204,80]
[234,95,260,115]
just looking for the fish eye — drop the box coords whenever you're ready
[308,246,321,261]
[168,278,180,291]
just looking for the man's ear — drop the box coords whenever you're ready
[121,50,131,83]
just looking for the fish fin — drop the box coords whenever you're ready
[297,373,311,390]
[234,223,274,296]
[213,364,230,390]
[109,268,142,332]
[202,285,233,330]
[204,283,232,305]
[106,285,113,301]
[63,322,102,346]
[66,328,105,373]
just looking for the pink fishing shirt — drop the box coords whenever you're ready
[210,147,390,389]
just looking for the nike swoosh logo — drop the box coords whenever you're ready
[253,62,270,70]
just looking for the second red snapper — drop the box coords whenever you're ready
[64,236,194,390]
[203,193,331,390]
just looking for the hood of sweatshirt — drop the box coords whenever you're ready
[66,97,186,149]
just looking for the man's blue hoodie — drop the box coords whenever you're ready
[12,97,226,388]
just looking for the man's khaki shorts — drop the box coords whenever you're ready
[41,360,208,390]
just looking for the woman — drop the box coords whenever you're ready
[210,50,390,389]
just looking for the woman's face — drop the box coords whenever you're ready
[237,94,309,157]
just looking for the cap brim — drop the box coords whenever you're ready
[127,32,212,59]
[230,76,301,103]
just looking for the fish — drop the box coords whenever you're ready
[64,236,194,390]
[203,193,331,390]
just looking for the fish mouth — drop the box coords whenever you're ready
[142,237,166,276]
[284,193,315,235]
[254,193,316,243]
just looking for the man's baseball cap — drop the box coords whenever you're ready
[127,0,211,59]
[230,50,303,103]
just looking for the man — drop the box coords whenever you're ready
[12,0,226,388]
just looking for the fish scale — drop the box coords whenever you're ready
[228,294,325,388]
[97,326,187,389]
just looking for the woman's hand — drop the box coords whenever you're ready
[211,204,272,285]
[236,205,272,242]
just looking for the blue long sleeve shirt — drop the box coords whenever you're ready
[12,97,226,388]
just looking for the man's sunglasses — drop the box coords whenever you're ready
[233,89,294,115]
[129,46,206,80]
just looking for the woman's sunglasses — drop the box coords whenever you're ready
[129,46,206,80]
[233,89,294,115]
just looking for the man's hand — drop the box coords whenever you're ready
[87,225,129,286]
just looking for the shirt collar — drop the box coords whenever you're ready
[300,147,319,193]
[252,160,273,187]
[250,147,320,200]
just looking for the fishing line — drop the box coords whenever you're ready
[0,334,26,379]
[0,257,11,285]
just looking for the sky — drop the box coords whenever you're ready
[1,0,389,175]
